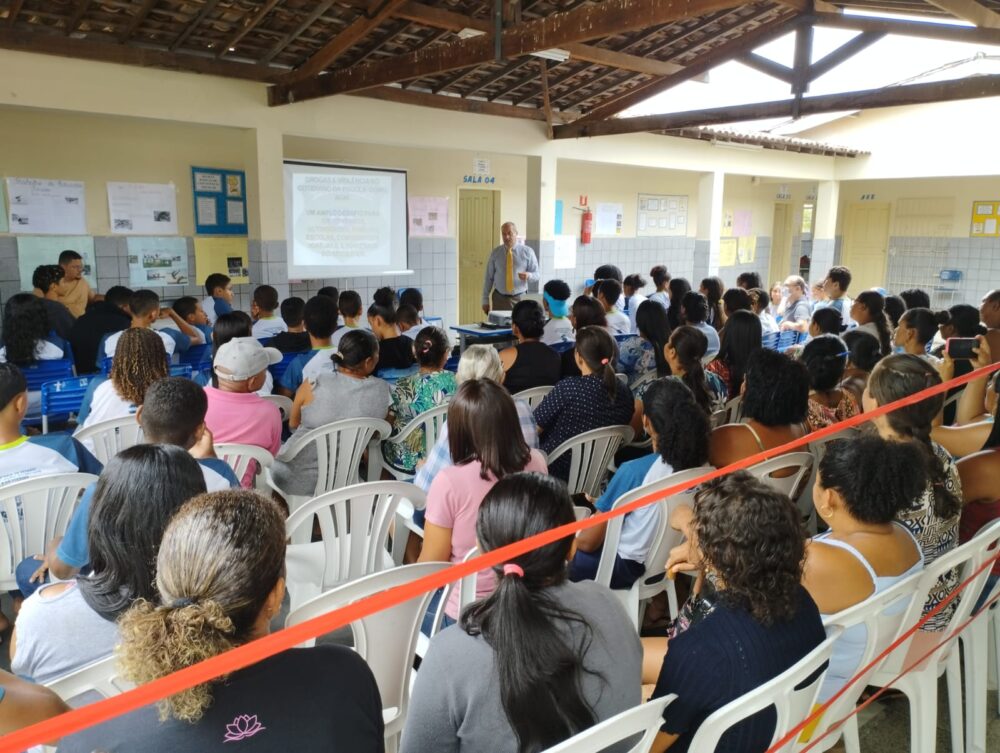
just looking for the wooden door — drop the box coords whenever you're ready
[842,203,891,291]
[458,189,501,324]
[769,202,792,285]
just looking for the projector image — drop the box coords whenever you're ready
[487,310,513,327]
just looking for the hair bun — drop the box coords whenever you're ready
[934,310,951,326]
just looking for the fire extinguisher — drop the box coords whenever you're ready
[579,195,592,245]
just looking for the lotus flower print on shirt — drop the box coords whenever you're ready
[224,714,266,742]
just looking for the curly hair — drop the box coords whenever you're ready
[693,471,805,625]
[742,349,809,426]
[2,294,51,365]
[110,328,169,405]
[801,334,849,392]
[643,377,710,470]
[117,491,286,722]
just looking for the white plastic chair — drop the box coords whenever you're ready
[747,452,814,504]
[541,695,676,753]
[426,546,480,640]
[686,627,842,753]
[283,481,420,613]
[261,393,293,422]
[546,425,634,497]
[958,518,1000,753]
[285,562,450,750]
[812,571,924,753]
[266,417,391,534]
[44,655,134,704]
[797,428,859,531]
[513,385,554,410]
[73,416,144,465]
[382,403,449,481]
[595,467,709,629]
[867,528,1000,753]
[0,473,98,590]
[214,443,274,490]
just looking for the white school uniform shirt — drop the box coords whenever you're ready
[331,323,362,349]
[103,328,176,358]
[252,317,288,339]
[300,349,337,385]
[202,296,218,326]
[151,317,204,345]
[626,293,647,335]
[605,309,631,337]
[0,340,66,415]
[76,381,135,431]
[648,291,670,310]
[541,317,575,345]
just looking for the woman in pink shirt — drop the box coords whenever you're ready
[419,379,548,622]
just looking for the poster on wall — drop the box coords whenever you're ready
[553,235,577,270]
[191,167,248,235]
[719,238,738,267]
[107,182,179,235]
[194,237,249,285]
[637,193,687,237]
[970,200,1000,237]
[17,235,97,291]
[126,237,189,287]
[6,177,87,235]
[408,196,449,237]
[733,210,753,238]
[737,236,757,264]
[595,202,624,236]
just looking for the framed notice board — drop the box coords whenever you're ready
[191,166,248,235]
[970,200,1000,237]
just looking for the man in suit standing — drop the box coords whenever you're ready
[481,221,539,314]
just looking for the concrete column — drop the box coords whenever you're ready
[524,151,557,290]
[243,126,288,295]
[811,180,840,280]
[694,170,724,281]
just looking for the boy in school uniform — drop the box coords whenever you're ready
[269,297,312,353]
[277,296,338,397]
[251,285,288,340]
[31,265,75,340]
[17,377,240,598]
[541,279,574,346]
[330,290,363,349]
[101,290,194,360]
[201,273,234,326]
[597,279,631,336]
[818,265,854,324]
[171,296,212,344]
[397,305,422,340]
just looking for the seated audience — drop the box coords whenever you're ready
[809,307,846,338]
[597,278,631,336]
[900,288,932,311]
[31,264,74,340]
[679,291,720,359]
[54,250,96,318]
[980,289,1000,362]
[68,284,132,374]
[404,472,639,753]
[269,296,311,353]
[535,326,635,482]
[933,338,999,457]
[816,265,853,320]
[624,273,648,333]
[58,490,384,753]
[0,670,67,736]
[12,444,206,684]
[707,309,761,399]
[76,328,169,432]
[768,280,785,319]
[250,284,287,339]
[499,300,561,393]
[399,287,428,336]
[748,287,779,334]
[318,285,339,301]
[278,295,337,397]
[196,311,274,396]
[934,303,985,423]
[957,445,1000,610]
[541,279,574,345]
[721,287,752,320]
[272,330,390,496]
[802,334,859,432]
[884,294,906,329]
[649,265,672,310]
[396,304,422,338]
[840,330,882,409]
[618,300,671,394]
[383,327,457,474]
[560,296,609,378]
[709,349,809,469]
[803,435,925,702]
[667,278,692,330]
[780,275,812,332]
[418,380,548,621]
[588,264,623,301]
[851,290,893,355]
[700,276,725,331]
[171,296,211,344]
[201,272,233,326]
[894,307,941,363]
[865,353,963,631]
[666,326,726,415]
[647,472,825,752]
[572,378,711,588]
[330,290,363,349]
[368,287,416,372]
[102,289,186,359]
[1,293,67,364]
[736,271,762,290]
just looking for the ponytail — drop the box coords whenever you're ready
[856,291,892,355]
[333,329,379,369]
[574,326,618,398]
[668,326,713,414]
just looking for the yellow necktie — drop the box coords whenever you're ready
[506,247,514,293]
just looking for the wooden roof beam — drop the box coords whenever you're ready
[218,0,281,58]
[170,0,221,52]
[352,84,561,121]
[118,0,157,43]
[6,0,24,28]
[553,72,1000,138]
[269,0,747,105]
[261,0,336,64]
[924,0,1000,28]
[814,11,1000,43]
[65,0,92,35]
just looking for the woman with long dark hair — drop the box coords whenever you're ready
[666,278,692,330]
[403,472,641,753]
[649,265,672,310]
[850,291,893,356]
[617,299,672,388]
[0,294,65,365]
[933,337,1000,456]
[802,334,859,432]
[706,309,761,398]
[664,326,725,414]
[700,276,725,331]
[369,286,416,371]
[560,296,609,378]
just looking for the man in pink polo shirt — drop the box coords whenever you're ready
[204,338,283,463]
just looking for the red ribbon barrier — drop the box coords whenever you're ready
[3,360,999,752]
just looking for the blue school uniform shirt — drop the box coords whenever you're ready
[279,347,335,394]
[594,453,657,512]
[0,434,103,487]
[56,457,239,569]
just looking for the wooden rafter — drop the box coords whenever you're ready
[170,0,221,52]
[118,0,158,43]
[790,20,812,114]
[261,0,336,64]
[814,11,1000,43]
[352,84,560,121]
[65,0,92,35]
[553,73,1000,138]
[218,0,282,58]
[466,59,531,98]
[269,0,747,105]
[538,58,554,138]
[808,30,884,81]
[351,19,411,66]
[6,0,24,28]
[924,0,1000,28]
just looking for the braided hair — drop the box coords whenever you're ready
[110,328,169,405]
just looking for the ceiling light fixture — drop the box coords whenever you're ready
[530,48,571,63]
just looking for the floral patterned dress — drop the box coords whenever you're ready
[383,370,457,472]
[805,390,859,433]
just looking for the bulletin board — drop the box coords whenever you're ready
[970,201,1000,237]
[637,193,688,237]
[191,166,248,236]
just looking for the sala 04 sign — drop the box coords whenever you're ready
[463,175,496,184]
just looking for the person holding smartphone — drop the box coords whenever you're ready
[932,336,999,458]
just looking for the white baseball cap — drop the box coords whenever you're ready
[214,337,282,381]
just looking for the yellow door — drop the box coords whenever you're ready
[842,203,891,291]
[769,203,792,285]
[458,189,501,324]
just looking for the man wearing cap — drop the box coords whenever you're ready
[202,337,283,459]
[481,221,539,314]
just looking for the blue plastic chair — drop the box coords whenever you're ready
[20,358,76,392]
[762,332,780,350]
[179,343,213,370]
[776,331,799,352]
[376,365,419,384]
[40,376,95,433]
[552,340,576,354]
[443,355,460,373]
[269,351,300,384]
[101,358,192,380]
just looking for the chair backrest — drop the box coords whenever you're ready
[44,655,134,703]
[686,628,842,753]
[269,351,301,383]
[260,393,293,422]
[389,403,449,458]
[762,331,780,350]
[376,365,420,384]
[541,695,675,753]
[40,376,96,433]
[20,358,75,392]
[214,443,274,489]
[285,562,450,733]
[631,370,660,392]
[512,384,554,410]
[776,330,799,352]
[0,473,98,590]
[178,342,212,369]
[430,546,480,638]
[279,417,391,497]
[747,452,814,502]
[798,427,859,523]
[546,425,634,497]
[73,416,145,465]
[285,481,423,588]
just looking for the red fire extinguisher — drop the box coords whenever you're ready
[579,195,592,245]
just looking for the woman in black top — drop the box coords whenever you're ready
[499,300,561,394]
[369,287,417,372]
[58,490,384,753]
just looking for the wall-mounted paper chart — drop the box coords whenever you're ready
[107,182,178,235]
[6,177,86,235]
[127,236,189,287]
[17,235,97,291]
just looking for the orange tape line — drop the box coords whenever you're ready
[3,360,999,751]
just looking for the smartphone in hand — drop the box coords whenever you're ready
[946,337,978,360]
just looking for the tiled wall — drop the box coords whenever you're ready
[886,236,1000,308]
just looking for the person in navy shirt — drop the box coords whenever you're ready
[277,296,337,397]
